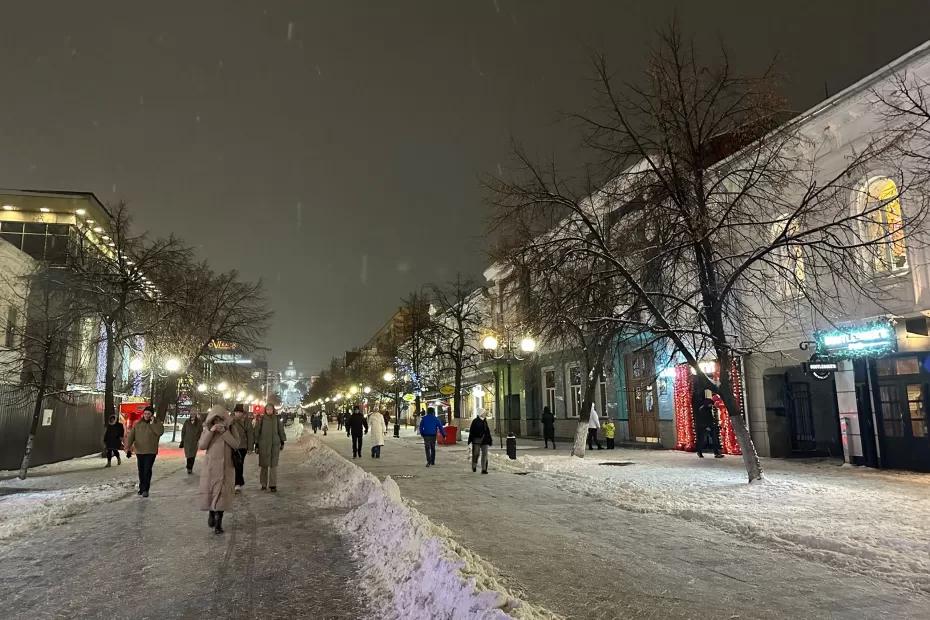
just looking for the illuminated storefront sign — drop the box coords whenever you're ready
[815,320,896,358]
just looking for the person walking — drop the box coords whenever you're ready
[179,412,204,474]
[541,406,556,449]
[229,404,255,492]
[345,410,352,437]
[418,406,446,467]
[103,415,124,467]
[348,405,368,458]
[695,394,723,458]
[198,405,239,535]
[368,408,386,458]
[255,403,287,492]
[467,409,493,474]
[336,412,343,431]
[603,418,616,449]
[125,405,165,497]
[319,411,329,436]
[586,404,603,451]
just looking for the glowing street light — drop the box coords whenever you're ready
[216,381,228,392]
[383,371,395,382]
[481,335,499,351]
[520,337,538,353]
[196,383,208,393]
[129,357,145,372]
[223,391,232,400]
[363,386,371,394]
[164,357,182,373]
[349,385,359,395]
[236,390,246,400]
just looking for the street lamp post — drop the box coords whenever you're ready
[481,333,537,449]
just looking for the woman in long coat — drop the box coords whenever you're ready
[198,405,239,534]
[368,409,386,459]
[179,412,203,474]
[255,404,286,492]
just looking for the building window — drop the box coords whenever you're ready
[543,368,556,414]
[863,177,907,272]
[907,384,927,438]
[568,365,582,417]
[4,306,16,348]
[879,385,905,437]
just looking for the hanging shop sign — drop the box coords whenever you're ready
[802,358,840,380]
[402,393,415,403]
[814,320,897,359]
[439,384,455,396]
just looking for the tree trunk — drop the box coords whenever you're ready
[103,321,117,422]
[571,361,602,458]
[19,384,47,480]
[453,360,463,434]
[716,350,763,482]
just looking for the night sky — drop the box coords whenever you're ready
[1,1,928,373]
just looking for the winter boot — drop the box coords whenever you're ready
[106,460,111,467]
[208,511,216,528]
[214,511,224,534]
[116,454,121,465]
[269,486,277,493]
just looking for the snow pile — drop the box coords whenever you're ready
[492,448,930,595]
[0,479,137,541]
[303,437,560,620]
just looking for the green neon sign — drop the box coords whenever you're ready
[814,320,896,359]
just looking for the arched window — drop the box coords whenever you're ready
[863,177,907,272]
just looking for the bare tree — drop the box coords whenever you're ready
[425,274,484,426]
[0,266,88,478]
[489,22,929,481]
[72,202,189,422]
[396,291,432,418]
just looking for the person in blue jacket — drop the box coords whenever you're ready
[418,406,446,467]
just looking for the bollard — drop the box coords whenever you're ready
[506,432,517,460]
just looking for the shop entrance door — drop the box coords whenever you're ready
[876,379,930,470]
[786,382,816,452]
[625,350,659,441]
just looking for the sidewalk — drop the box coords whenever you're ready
[0,429,368,619]
[321,429,930,620]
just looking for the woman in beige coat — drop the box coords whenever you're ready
[198,405,239,534]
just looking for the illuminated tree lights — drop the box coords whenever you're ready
[672,360,743,455]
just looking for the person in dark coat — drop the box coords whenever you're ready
[348,405,368,458]
[467,409,493,474]
[103,415,124,467]
[694,394,723,458]
[541,406,556,449]
[179,412,204,474]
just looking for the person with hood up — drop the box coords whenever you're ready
[348,405,368,458]
[541,406,556,449]
[586,404,603,451]
[198,405,239,534]
[319,411,329,436]
[418,406,446,467]
[179,411,204,474]
[694,393,723,459]
[368,408,386,458]
[103,415,124,467]
[229,404,255,491]
[255,403,287,492]
[467,409,493,474]
[125,405,165,497]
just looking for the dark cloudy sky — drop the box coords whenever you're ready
[1,1,928,373]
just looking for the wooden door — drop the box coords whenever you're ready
[625,350,659,441]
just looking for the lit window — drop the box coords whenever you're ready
[863,177,907,272]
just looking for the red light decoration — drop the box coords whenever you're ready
[672,359,744,455]
[673,364,694,451]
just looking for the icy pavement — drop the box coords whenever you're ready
[322,429,930,620]
[0,431,368,620]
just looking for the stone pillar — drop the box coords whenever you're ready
[834,360,862,462]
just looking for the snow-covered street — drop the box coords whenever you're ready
[322,428,930,619]
[0,429,368,620]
